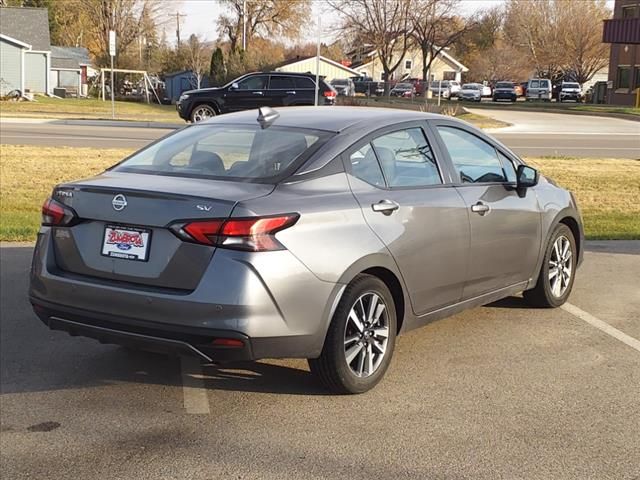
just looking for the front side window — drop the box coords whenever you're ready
[436,126,508,184]
[236,75,268,90]
[112,125,332,182]
[529,80,540,89]
[371,128,441,187]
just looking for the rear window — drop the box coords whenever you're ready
[563,83,580,89]
[112,124,333,183]
[496,82,513,88]
[462,84,478,90]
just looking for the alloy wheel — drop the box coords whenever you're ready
[343,292,390,378]
[192,106,215,122]
[549,235,573,298]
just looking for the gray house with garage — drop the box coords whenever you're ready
[0,7,51,96]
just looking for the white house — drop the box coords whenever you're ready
[275,55,363,82]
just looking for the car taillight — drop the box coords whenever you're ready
[172,214,299,251]
[41,198,77,226]
[323,90,336,98]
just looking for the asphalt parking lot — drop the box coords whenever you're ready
[1,243,639,480]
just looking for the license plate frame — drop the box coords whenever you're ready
[101,224,152,262]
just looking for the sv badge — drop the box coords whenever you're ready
[196,204,212,212]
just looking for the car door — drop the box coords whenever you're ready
[293,76,317,105]
[268,75,298,106]
[431,122,542,299]
[345,123,470,316]
[224,74,270,112]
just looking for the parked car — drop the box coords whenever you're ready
[481,83,492,97]
[514,84,524,96]
[458,83,482,102]
[176,72,337,122]
[558,82,583,102]
[429,81,451,99]
[526,78,553,101]
[351,76,385,96]
[330,78,356,97]
[448,80,462,97]
[492,81,517,102]
[407,78,426,96]
[390,82,415,97]
[31,106,583,394]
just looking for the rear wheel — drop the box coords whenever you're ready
[309,274,397,394]
[524,224,576,308]
[190,104,216,122]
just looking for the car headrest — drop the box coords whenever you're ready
[190,150,225,175]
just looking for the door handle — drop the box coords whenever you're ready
[252,91,264,95]
[471,202,490,215]
[371,200,399,215]
[286,90,297,94]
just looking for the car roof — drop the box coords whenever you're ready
[200,106,443,133]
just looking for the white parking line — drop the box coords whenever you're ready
[180,356,211,415]
[562,303,640,353]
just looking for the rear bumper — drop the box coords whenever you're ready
[30,230,341,360]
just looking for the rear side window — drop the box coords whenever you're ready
[529,80,540,88]
[350,144,386,187]
[112,125,333,183]
[371,128,441,187]
[436,127,508,184]
[294,77,316,89]
[237,75,268,90]
[270,76,295,89]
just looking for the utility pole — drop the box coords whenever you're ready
[170,12,186,46]
[242,0,247,50]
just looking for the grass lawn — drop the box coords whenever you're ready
[1,145,638,241]
[0,96,179,123]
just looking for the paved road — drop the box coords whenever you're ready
[469,108,640,159]
[1,115,638,158]
[2,244,639,479]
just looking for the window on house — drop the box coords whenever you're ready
[443,71,456,81]
[635,67,640,90]
[621,5,638,18]
[616,66,631,89]
[405,60,412,70]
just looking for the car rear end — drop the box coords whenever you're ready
[493,82,517,102]
[29,122,338,362]
[526,79,552,101]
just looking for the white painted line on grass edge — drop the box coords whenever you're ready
[562,303,640,353]
[180,356,211,415]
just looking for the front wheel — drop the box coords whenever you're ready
[190,104,216,122]
[524,224,577,308]
[309,274,397,394]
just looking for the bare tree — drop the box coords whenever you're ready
[410,0,476,81]
[185,34,211,89]
[218,0,311,51]
[561,0,610,84]
[331,0,413,91]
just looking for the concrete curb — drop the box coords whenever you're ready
[0,117,182,129]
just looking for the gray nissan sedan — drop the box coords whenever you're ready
[30,107,584,394]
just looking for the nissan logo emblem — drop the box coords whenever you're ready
[112,194,127,211]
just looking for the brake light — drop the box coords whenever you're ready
[212,338,244,348]
[41,198,77,226]
[323,90,337,98]
[173,214,299,251]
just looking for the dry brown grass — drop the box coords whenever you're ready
[1,145,638,241]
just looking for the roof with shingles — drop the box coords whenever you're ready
[0,7,51,51]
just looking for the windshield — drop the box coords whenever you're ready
[563,83,580,89]
[462,84,479,90]
[112,124,333,183]
[395,83,412,88]
[496,82,513,88]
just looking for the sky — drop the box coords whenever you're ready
[172,0,506,45]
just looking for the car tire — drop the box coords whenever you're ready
[308,274,397,394]
[190,104,216,123]
[524,224,577,308]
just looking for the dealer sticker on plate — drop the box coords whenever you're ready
[101,225,151,262]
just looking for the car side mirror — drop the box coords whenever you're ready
[230,82,239,90]
[517,164,539,188]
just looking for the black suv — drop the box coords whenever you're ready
[177,72,337,122]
